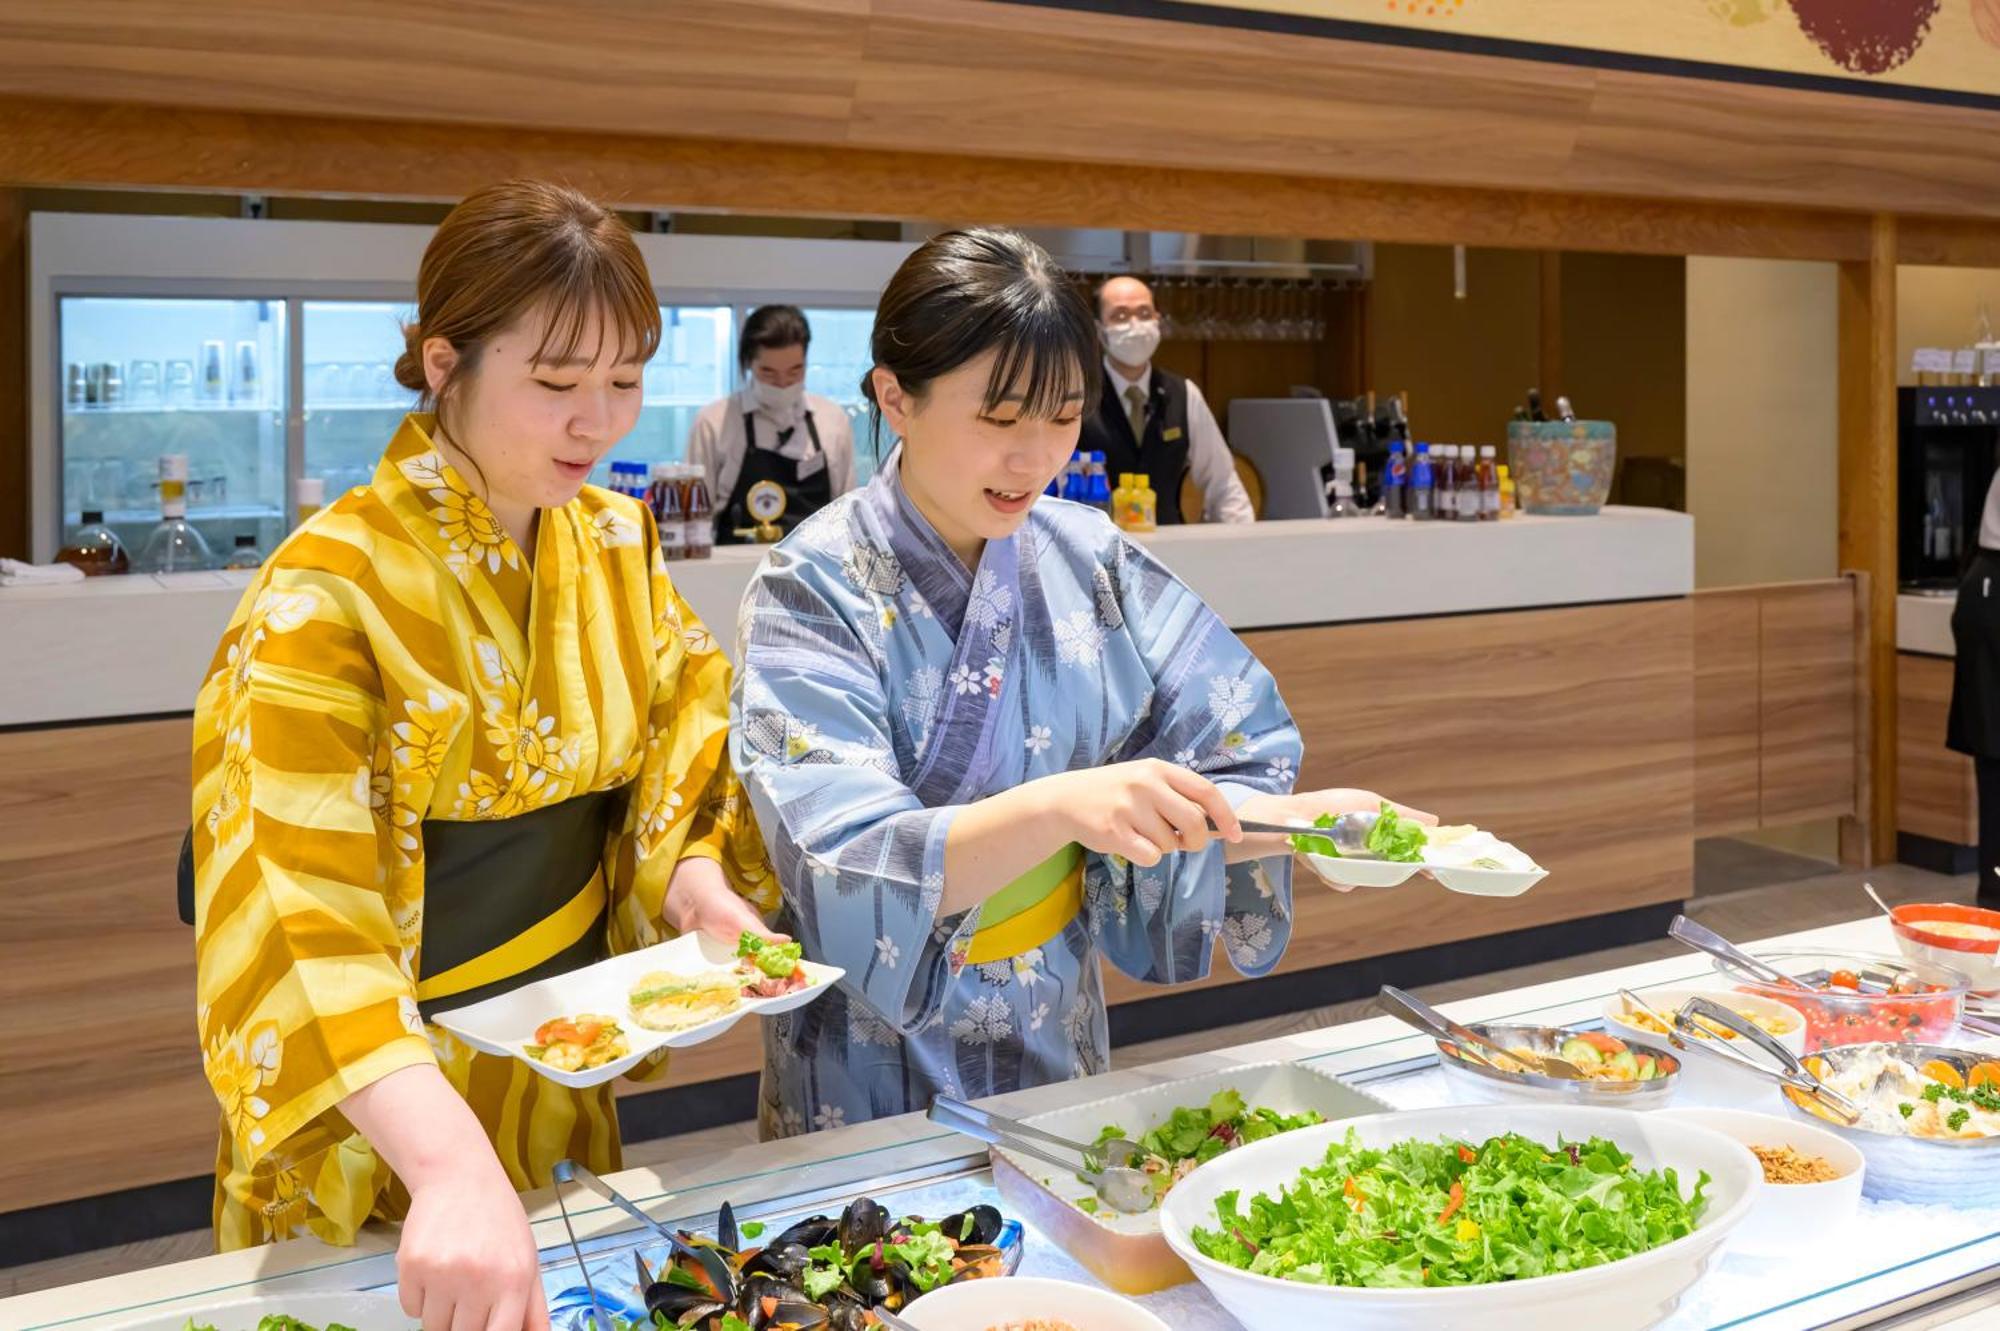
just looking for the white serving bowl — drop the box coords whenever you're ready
[1602,986,1809,1108]
[1654,1107,1864,1260]
[900,1276,1170,1331]
[109,1292,409,1331]
[1159,1104,1759,1331]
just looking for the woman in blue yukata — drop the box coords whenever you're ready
[728,228,1430,1138]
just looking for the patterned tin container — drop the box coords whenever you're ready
[1507,419,1617,515]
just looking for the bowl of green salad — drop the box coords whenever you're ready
[109,1292,411,1331]
[1159,1103,1758,1331]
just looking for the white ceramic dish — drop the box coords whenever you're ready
[1298,826,1546,898]
[430,932,842,1088]
[108,1291,410,1331]
[1159,1103,1759,1331]
[901,1276,1170,1331]
[1655,1106,1864,1260]
[1602,987,1809,1108]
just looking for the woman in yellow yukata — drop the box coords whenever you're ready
[190,180,774,1331]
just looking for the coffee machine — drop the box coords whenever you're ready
[1900,386,2000,592]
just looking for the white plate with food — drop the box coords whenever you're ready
[1160,1103,1758,1331]
[1291,811,1545,898]
[108,1291,411,1331]
[430,931,841,1088]
[901,1276,1168,1331]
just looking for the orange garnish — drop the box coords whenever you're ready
[1971,1062,2000,1089]
[1921,1059,1966,1089]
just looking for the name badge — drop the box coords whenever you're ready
[1162,426,1184,442]
[797,449,827,480]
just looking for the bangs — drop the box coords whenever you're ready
[525,238,662,370]
[977,281,1099,420]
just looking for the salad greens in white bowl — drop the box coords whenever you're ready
[1159,1104,1758,1331]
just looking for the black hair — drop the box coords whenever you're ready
[739,304,811,372]
[862,228,1102,454]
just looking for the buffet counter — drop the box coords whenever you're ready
[9,914,1997,1331]
[0,507,1693,727]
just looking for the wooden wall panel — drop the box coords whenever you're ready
[1694,592,1761,838]
[0,718,208,1212]
[0,186,22,560]
[1,1,1998,221]
[1759,582,1861,825]
[1898,652,1977,846]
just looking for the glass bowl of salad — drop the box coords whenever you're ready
[1709,948,1970,1051]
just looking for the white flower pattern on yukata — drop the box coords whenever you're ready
[813,1103,847,1132]
[1224,914,1275,969]
[875,935,902,968]
[950,664,981,695]
[951,995,1016,1046]
[1053,610,1105,667]
[1266,755,1295,782]
[1209,674,1255,727]
[1025,724,1053,755]
[966,569,1013,631]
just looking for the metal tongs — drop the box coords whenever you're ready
[1377,985,1588,1080]
[929,1094,1156,1213]
[1660,994,1862,1125]
[1223,811,1382,850]
[553,1159,737,1304]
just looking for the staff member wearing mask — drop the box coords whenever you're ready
[1078,275,1254,525]
[688,305,856,544]
[1949,470,2000,909]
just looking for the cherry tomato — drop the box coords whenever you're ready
[1828,970,1861,991]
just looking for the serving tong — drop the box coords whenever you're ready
[929,1094,1156,1213]
[1377,984,1588,1080]
[1620,990,1862,1124]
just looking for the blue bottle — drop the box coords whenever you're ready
[1086,452,1113,511]
[1060,451,1087,503]
[1383,441,1408,519]
[1409,443,1436,521]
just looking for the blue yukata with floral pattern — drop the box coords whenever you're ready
[730,458,1302,1138]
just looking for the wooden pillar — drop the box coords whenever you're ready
[1538,250,1564,406]
[1838,215,1897,867]
[0,187,25,560]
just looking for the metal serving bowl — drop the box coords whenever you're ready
[1779,1042,2000,1207]
[1435,1022,1682,1108]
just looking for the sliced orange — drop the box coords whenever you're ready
[1970,1062,2000,1089]
[1785,1085,1841,1122]
[1801,1055,1832,1081]
[1921,1059,1966,1089]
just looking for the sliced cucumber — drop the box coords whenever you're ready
[1559,1037,1605,1069]
[1606,1049,1640,1080]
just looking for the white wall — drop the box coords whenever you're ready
[1685,257,1840,590]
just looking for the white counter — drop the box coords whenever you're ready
[0,507,1692,728]
[10,913,2000,1331]
[1900,590,1958,657]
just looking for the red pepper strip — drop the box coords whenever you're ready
[1456,1145,1478,1164]
[1438,1179,1466,1225]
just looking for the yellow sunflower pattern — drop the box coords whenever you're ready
[192,412,771,1250]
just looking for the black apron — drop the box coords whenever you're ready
[1949,549,2000,758]
[178,789,619,1021]
[716,410,833,545]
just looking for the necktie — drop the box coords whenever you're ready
[1125,384,1148,441]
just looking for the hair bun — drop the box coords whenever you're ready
[394,325,428,393]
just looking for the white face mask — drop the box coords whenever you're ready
[747,376,805,420]
[1102,319,1161,367]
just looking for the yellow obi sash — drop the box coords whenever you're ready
[964,842,1085,965]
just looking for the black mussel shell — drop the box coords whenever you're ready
[718,1200,740,1255]
[741,1240,812,1284]
[844,1249,911,1308]
[822,1298,870,1331]
[938,1204,1004,1247]
[644,1280,729,1324]
[837,1197,892,1252]
[750,1298,831,1331]
[772,1214,839,1251]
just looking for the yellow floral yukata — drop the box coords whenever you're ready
[191,413,773,1249]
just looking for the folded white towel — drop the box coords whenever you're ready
[0,557,87,586]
